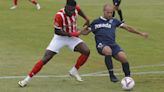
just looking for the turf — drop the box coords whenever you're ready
[0,0,164,92]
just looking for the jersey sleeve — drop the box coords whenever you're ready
[88,20,96,32]
[114,19,124,27]
[54,14,63,29]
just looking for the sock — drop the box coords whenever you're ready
[24,75,31,82]
[28,60,44,77]
[105,55,114,76]
[117,9,123,21]
[75,54,89,70]
[14,0,18,6]
[31,0,37,5]
[112,11,115,17]
[122,62,131,77]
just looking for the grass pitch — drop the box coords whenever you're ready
[0,0,164,92]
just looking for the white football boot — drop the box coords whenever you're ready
[69,67,83,82]
[36,4,41,10]
[10,5,17,10]
[18,76,31,87]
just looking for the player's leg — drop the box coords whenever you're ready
[28,50,57,78]
[18,35,64,87]
[112,0,116,17]
[10,0,18,9]
[112,44,130,77]
[69,42,90,81]
[113,51,131,77]
[74,42,90,69]
[18,50,56,87]
[117,9,123,21]
[112,0,124,21]
[29,0,41,10]
[67,37,90,81]
[116,0,124,21]
[98,44,118,82]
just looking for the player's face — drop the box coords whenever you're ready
[65,5,76,17]
[103,6,113,19]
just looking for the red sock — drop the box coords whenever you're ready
[75,54,89,70]
[28,60,44,77]
[31,0,37,5]
[14,0,18,5]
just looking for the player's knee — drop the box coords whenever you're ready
[119,55,128,63]
[41,59,47,65]
[103,50,112,56]
[42,50,56,64]
[82,48,90,56]
[42,56,52,64]
[122,60,128,64]
[102,46,112,56]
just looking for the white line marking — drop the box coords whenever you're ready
[84,63,164,75]
[82,71,164,77]
[0,64,164,79]
[0,71,164,79]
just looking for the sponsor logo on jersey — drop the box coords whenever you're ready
[95,23,111,29]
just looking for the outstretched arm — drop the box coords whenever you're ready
[120,24,148,38]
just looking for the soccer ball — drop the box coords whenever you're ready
[121,77,135,90]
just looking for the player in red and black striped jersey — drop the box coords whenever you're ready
[10,0,41,10]
[18,0,90,87]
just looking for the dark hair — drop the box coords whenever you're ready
[66,0,76,6]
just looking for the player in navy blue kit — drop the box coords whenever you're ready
[112,0,124,21]
[81,4,148,82]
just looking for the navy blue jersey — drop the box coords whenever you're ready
[89,16,123,46]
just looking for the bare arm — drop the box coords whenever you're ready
[120,24,148,38]
[78,9,90,27]
[54,28,70,36]
[54,28,80,37]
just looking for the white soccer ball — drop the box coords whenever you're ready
[121,77,135,90]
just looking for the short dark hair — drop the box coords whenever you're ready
[66,0,76,6]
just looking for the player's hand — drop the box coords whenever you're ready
[140,32,148,38]
[80,27,91,35]
[83,19,90,27]
[69,31,80,37]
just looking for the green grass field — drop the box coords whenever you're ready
[0,0,164,92]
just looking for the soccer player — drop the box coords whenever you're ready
[81,3,148,82]
[112,0,124,21]
[18,0,90,87]
[10,0,41,10]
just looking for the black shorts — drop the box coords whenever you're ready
[96,43,123,56]
[113,0,121,6]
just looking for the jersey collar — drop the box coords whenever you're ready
[100,16,113,21]
[100,16,107,21]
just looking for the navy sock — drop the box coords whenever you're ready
[122,62,131,77]
[112,11,115,17]
[117,9,123,21]
[105,56,114,76]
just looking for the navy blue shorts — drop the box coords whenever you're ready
[113,0,121,6]
[96,43,123,56]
